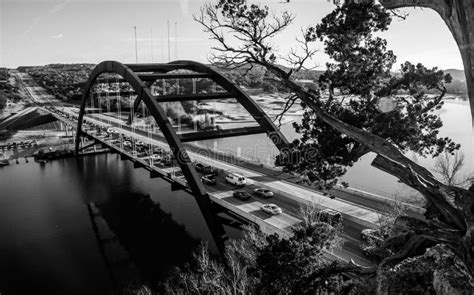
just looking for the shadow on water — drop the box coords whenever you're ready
[89,191,200,291]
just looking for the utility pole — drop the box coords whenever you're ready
[134,26,138,63]
[175,21,178,60]
[167,20,171,62]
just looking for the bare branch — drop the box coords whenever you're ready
[273,94,298,127]
[280,28,318,73]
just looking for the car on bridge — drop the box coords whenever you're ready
[194,163,206,172]
[260,204,282,215]
[161,154,174,166]
[253,188,274,198]
[225,173,247,186]
[137,151,148,158]
[136,145,147,153]
[233,191,251,201]
[153,147,164,154]
[150,154,162,161]
[194,163,218,176]
[201,175,216,185]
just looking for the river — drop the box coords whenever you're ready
[0,154,239,294]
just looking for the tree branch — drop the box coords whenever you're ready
[379,0,452,17]
[371,155,468,231]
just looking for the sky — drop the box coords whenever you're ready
[0,0,464,70]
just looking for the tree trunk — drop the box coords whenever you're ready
[443,1,474,132]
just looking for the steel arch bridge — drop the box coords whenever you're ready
[74,60,290,253]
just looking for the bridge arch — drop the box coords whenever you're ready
[126,60,289,150]
[75,60,291,253]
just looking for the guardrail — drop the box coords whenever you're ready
[331,186,426,217]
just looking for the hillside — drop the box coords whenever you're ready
[445,69,465,81]
[15,63,468,100]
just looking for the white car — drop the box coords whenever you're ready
[253,188,274,198]
[225,172,247,186]
[260,204,282,215]
[150,154,162,161]
[123,141,132,147]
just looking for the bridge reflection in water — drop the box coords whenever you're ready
[87,191,206,291]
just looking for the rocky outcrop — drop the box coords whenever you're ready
[377,244,472,294]
[428,245,472,295]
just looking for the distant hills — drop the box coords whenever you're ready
[445,69,465,81]
[15,63,468,99]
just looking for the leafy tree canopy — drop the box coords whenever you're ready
[165,207,373,295]
[273,1,458,185]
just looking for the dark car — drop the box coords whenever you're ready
[201,174,217,185]
[203,166,218,176]
[233,191,251,201]
[253,188,274,198]
[153,147,164,154]
[161,154,174,166]
[195,163,218,176]
[201,125,221,132]
[194,163,206,172]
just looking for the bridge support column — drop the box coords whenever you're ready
[194,193,228,255]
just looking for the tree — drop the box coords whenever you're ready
[196,0,474,286]
[164,227,264,294]
[375,0,474,133]
[432,151,467,186]
[254,208,346,294]
[166,206,374,294]
[291,0,474,135]
[283,3,458,185]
